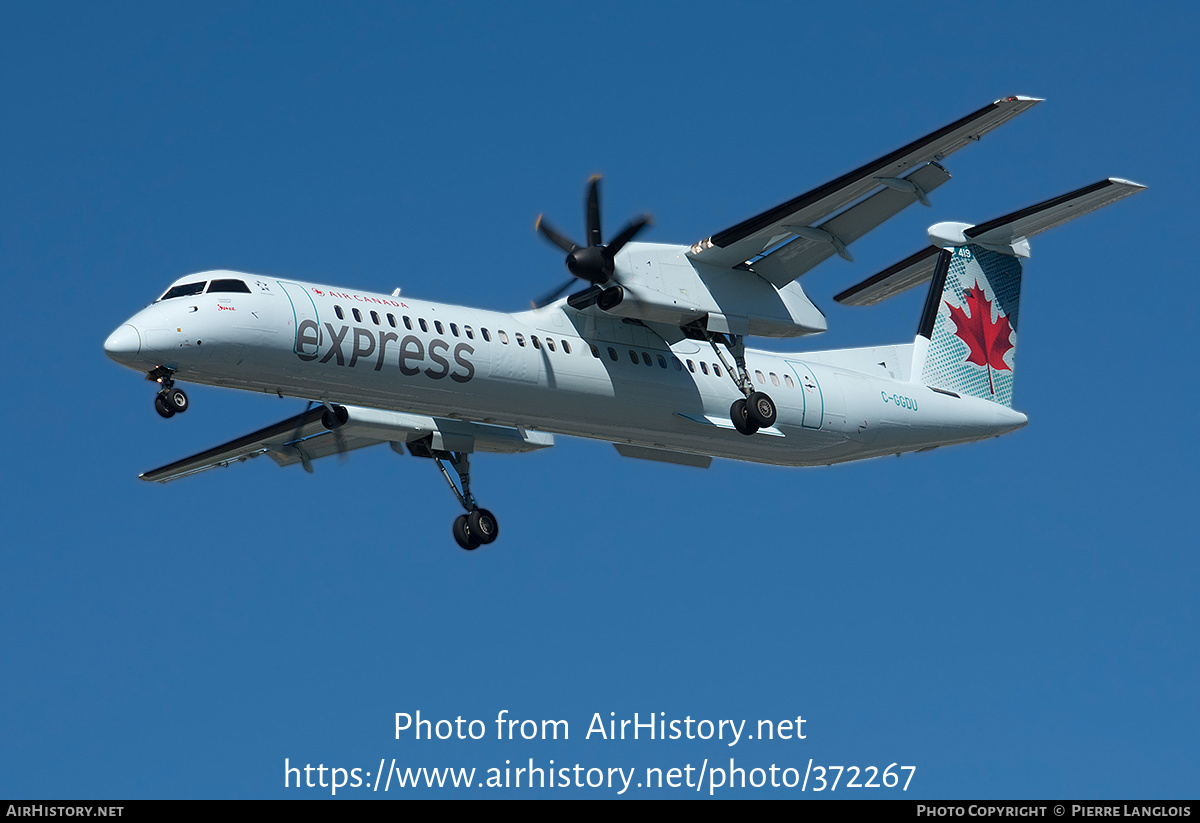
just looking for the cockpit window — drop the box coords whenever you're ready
[207,279,252,294]
[158,282,207,301]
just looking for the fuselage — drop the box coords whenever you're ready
[104,270,1026,466]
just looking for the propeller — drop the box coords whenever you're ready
[285,399,350,471]
[533,176,651,309]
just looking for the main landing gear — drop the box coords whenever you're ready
[148,367,189,419]
[410,442,499,551]
[690,327,777,436]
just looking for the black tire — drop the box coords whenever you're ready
[453,514,481,550]
[155,395,175,418]
[746,391,776,428]
[468,509,499,544]
[730,398,757,436]
[164,387,188,413]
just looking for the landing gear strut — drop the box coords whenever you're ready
[423,448,499,551]
[689,326,776,436]
[148,367,188,418]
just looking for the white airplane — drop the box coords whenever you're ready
[104,96,1143,549]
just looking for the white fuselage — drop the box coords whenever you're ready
[105,271,1027,466]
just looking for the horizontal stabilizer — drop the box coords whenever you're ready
[835,178,1146,306]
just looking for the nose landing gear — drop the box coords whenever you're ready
[148,367,189,418]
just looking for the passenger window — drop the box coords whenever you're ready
[608,347,618,361]
[434,320,444,334]
[450,323,459,337]
[419,319,428,332]
[482,328,491,342]
[641,352,652,366]
[784,374,795,389]
[713,364,722,377]
[206,279,251,294]
[531,335,541,350]
[387,314,397,328]
[629,350,639,364]
[657,355,667,368]
[516,333,526,347]
[371,311,380,325]
[464,325,475,339]
[771,373,780,386]
[335,306,345,320]
[755,370,765,383]
[700,362,709,375]
[687,360,695,373]
[352,308,362,322]
[499,330,509,344]
[590,344,599,358]
[672,357,682,371]
[546,338,556,352]
[562,340,572,355]
[403,316,413,330]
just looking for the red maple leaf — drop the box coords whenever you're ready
[945,282,1014,395]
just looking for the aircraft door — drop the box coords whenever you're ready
[278,281,321,359]
[785,361,824,429]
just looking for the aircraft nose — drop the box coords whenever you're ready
[104,323,142,361]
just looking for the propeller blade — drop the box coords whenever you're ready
[605,214,652,257]
[532,278,577,308]
[587,175,602,247]
[536,215,578,254]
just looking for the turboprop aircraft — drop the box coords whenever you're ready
[104,96,1144,549]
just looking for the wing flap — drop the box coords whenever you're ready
[688,96,1040,278]
[141,406,331,482]
[141,405,555,483]
[752,163,951,287]
[613,443,712,468]
[834,245,941,306]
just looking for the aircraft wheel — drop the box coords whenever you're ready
[453,514,482,550]
[746,392,776,428]
[163,387,189,414]
[155,395,175,418]
[730,399,757,436]
[468,509,499,544]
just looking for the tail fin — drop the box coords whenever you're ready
[915,245,1022,406]
[835,178,1146,407]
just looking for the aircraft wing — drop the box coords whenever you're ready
[687,96,1041,287]
[834,177,1147,306]
[140,405,554,483]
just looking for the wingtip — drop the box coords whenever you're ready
[1002,95,1045,104]
[1108,177,1148,191]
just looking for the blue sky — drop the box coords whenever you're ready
[2,2,1196,799]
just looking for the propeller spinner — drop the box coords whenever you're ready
[534,176,651,309]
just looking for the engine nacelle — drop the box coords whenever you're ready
[601,242,826,337]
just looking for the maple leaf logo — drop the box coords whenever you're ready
[946,281,1014,396]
